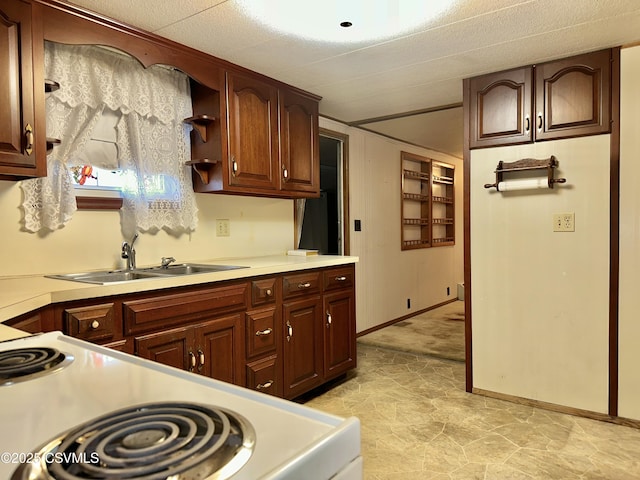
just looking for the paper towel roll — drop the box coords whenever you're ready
[497,178,549,191]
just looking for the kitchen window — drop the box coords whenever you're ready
[21,42,198,235]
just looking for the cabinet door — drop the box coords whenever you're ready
[282,296,323,399]
[0,1,44,177]
[195,313,244,385]
[226,71,279,191]
[534,49,611,141]
[279,89,319,195]
[136,327,192,372]
[469,67,533,148]
[323,290,356,379]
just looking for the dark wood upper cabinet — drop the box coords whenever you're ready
[534,49,611,141]
[0,0,45,178]
[468,49,613,148]
[226,71,280,191]
[469,66,533,148]
[279,89,319,195]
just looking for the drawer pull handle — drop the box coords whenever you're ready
[537,113,543,130]
[255,328,273,336]
[25,124,34,156]
[298,282,311,289]
[257,380,273,390]
[335,276,347,281]
[188,351,196,372]
[286,321,293,342]
[197,349,205,372]
[326,312,332,328]
[525,115,530,132]
[265,288,272,297]
[90,320,100,329]
[232,156,238,176]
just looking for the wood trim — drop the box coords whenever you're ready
[473,387,640,429]
[462,78,473,393]
[356,299,457,337]
[75,196,123,210]
[609,47,621,417]
[349,103,463,126]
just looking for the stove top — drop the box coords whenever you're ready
[0,346,73,386]
[0,332,362,479]
[13,401,255,480]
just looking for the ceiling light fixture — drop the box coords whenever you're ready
[235,0,456,43]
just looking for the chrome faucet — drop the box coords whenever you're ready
[121,233,139,270]
[161,256,176,268]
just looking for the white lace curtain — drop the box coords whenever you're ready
[21,42,198,235]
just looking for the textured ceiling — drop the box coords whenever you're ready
[67,0,640,157]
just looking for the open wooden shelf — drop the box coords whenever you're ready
[401,152,455,250]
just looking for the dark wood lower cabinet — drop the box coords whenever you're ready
[135,314,243,384]
[282,296,324,399]
[323,290,356,379]
[14,264,356,400]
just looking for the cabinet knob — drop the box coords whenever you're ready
[286,321,293,342]
[25,124,34,156]
[188,351,196,372]
[297,282,311,289]
[326,312,332,328]
[283,168,288,181]
[197,349,205,372]
[90,320,100,329]
[537,113,543,131]
[265,288,272,297]
[232,157,238,176]
[525,115,530,132]
[255,328,273,336]
[256,380,273,390]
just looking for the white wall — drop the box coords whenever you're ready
[618,45,640,421]
[0,182,294,276]
[470,137,610,413]
[320,118,464,333]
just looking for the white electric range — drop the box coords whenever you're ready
[0,331,362,479]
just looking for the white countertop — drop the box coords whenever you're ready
[0,255,358,323]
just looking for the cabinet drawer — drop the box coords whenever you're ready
[246,355,280,396]
[282,271,321,299]
[251,277,277,307]
[246,308,277,359]
[124,283,248,335]
[323,266,354,292]
[64,303,116,342]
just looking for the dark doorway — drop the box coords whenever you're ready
[298,134,344,255]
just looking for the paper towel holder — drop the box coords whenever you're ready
[483,155,566,191]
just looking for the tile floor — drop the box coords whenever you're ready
[305,344,640,479]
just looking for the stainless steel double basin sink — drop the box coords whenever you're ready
[46,264,247,285]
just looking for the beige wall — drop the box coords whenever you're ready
[470,136,610,413]
[618,45,640,421]
[0,182,294,276]
[320,118,464,333]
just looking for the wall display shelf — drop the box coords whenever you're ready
[401,152,455,250]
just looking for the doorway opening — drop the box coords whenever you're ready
[296,129,349,255]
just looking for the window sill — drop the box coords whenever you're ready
[76,196,123,210]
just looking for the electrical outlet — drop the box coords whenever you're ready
[215,219,230,237]
[553,213,575,232]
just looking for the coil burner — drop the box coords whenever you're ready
[0,347,73,386]
[12,401,256,480]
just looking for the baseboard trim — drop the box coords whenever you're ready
[473,388,640,429]
[357,299,458,338]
